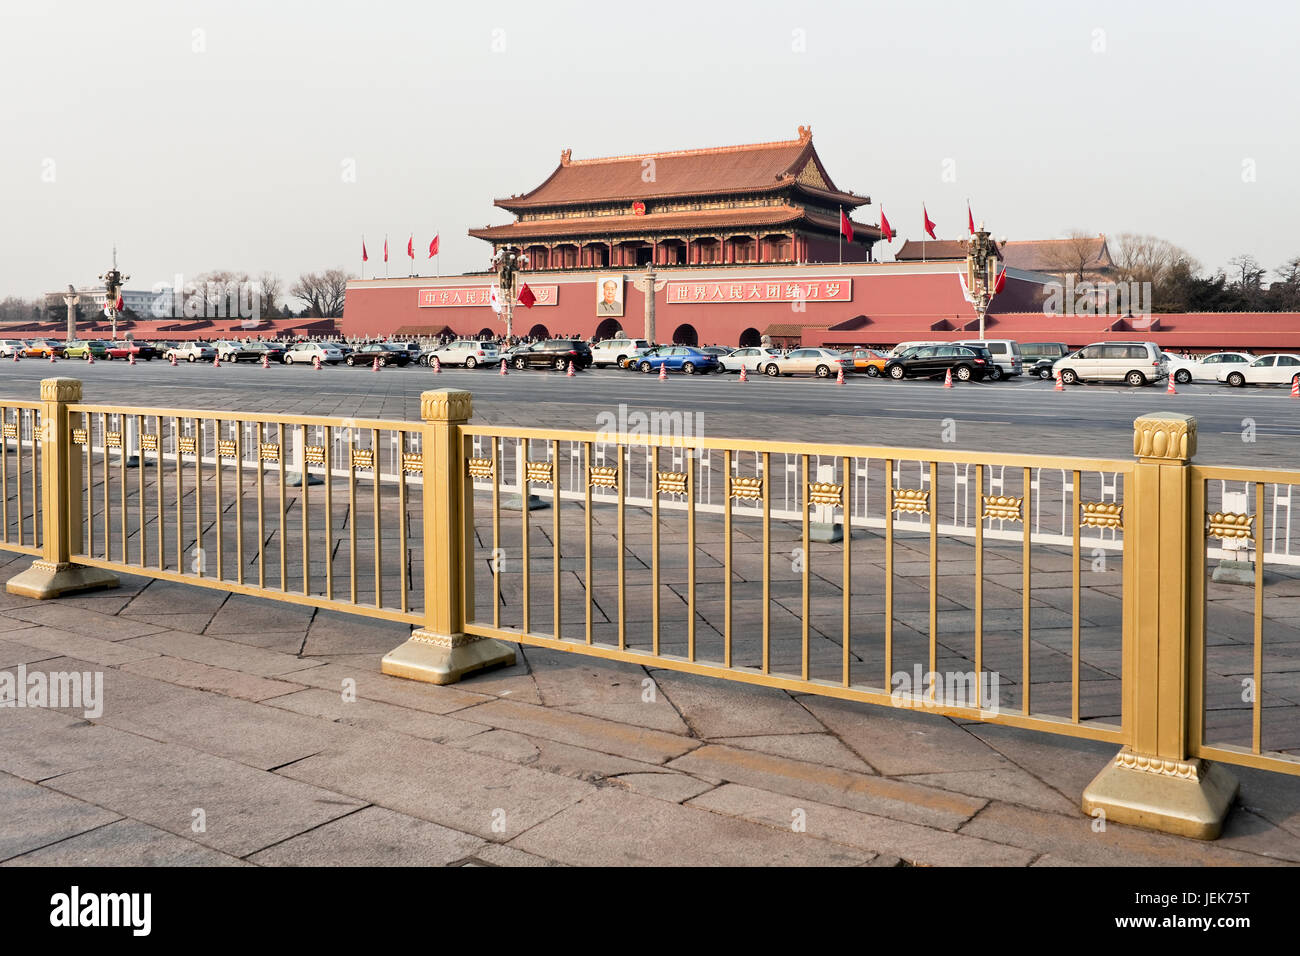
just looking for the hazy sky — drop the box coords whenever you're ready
[2,0,1296,301]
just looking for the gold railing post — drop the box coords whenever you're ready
[381,389,516,684]
[7,378,118,599]
[1082,412,1236,839]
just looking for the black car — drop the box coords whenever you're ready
[1027,358,1058,380]
[883,344,993,382]
[508,339,592,371]
[347,343,411,367]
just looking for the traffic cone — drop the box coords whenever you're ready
[1292,376,1299,399]
[1166,374,1176,395]
[372,357,380,372]
[313,356,321,371]
[87,353,95,365]
[170,353,177,367]
[261,353,269,369]
[658,363,668,381]
[836,366,845,385]
[738,366,748,382]
[433,356,441,374]
[128,352,136,366]
[213,354,221,368]
[1054,370,1064,391]
[11,352,17,362]
[500,359,508,375]
[943,368,953,388]
[566,360,576,378]
[48,351,55,363]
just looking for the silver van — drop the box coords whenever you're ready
[953,339,1023,380]
[1053,341,1168,386]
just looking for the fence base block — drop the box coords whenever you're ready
[5,561,120,600]
[381,631,517,685]
[1082,749,1238,840]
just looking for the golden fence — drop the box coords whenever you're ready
[2,379,1297,839]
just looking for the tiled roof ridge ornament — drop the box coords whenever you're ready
[560,148,572,165]
[798,124,811,142]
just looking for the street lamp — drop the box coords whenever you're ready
[97,248,129,341]
[964,223,1000,340]
[491,246,528,340]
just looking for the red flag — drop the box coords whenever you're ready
[923,205,937,240]
[517,283,536,309]
[383,237,388,262]
[839,208,853,243]
[114,293,123,311]
[428,233,440,258]
[362,239,368,262]
[994,267,1007,294]
[967,203,975,236]
[879,206,893,243]
[407,235,414,259]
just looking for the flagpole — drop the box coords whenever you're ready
[385,234,389,280]
[838,205,843,265]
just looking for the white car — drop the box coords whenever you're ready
[1167,351,1254,384]
[590,337,653,368]
[164,342,217,362]
[284,342,344,365]
[1218,353,1300,388]
[718,347,782,373]
[213,340,244,361]
[0,340,23,358]
[760,347,852,378]
[422,340,499,368]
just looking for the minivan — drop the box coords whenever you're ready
[953,339,1023,380]
[1053,341,1168,386]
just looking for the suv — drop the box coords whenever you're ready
[422,339,498,368]
[953,339,1022,380]
[590,337,652,368]
[284,341,344,365]
[1019,342,1071,379]
[509,339,593,371]
[884,344,994,382]
[1053,342,1167,386]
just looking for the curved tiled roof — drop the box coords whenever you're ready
[494,127,867,210]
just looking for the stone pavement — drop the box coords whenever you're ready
[1,548,1299,866]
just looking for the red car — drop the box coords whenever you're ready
[104,342,160,361]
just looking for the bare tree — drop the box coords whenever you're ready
[291,269,351,317]
[257,271,281,317]
[1111,234,1198,286]
[1038,231,1105,282]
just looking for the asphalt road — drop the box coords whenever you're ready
[1,358,1297,468]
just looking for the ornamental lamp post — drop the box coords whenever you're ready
[964,224,1001,341]
[97,247,129,342]
[492,246,528,340]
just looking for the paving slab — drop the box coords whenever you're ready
[521,647,691,734]
[3,819,247,867]
[121,629,323,677]
[688,783,1036,867]
[120,655,306,703]
[450,727,669,783]
[651,668,825,738]
[0,772,121,862]
[709,733,874,773]
[268,688,485,744]
[247,806,485,866]
[509,787,874,866]
[2,604,171,642]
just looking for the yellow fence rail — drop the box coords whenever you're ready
[3,379,1298,840]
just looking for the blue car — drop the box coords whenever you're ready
[635,346,720,375]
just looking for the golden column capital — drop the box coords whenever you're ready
[420,389,472,423]
[39,377,83,404]
[1133,412,1196,462]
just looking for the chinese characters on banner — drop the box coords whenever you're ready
[418,286,558,308]
[665,279,852,304]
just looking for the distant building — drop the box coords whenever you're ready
[895,235,1116,282]
[42,287,171,319]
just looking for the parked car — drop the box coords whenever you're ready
[889,340,944,357]
[164,342,217,362]
[104,341,160,361]
[216,342,285,363]
[952,339,1023,380]
[1019,342,1070,366]
[1167,351,1254,384]
[845,348,890,377]
[698,346,734,358]
[509,339,593,371]
[884,344,994,382]
[63,340,110,360]
[1218,353,1300,388]
[717,346,782,373]
[347,343,412,367]
[321,341,355,357]
[22,339,65,358]
[0,340,23,358]
[284,342,344,365]
[635,345,720,375]
[761,348,852,378]
[422,339,498,368]
[1053,342,1168,386]
[392,341,423,363]
[590,337,653,368]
